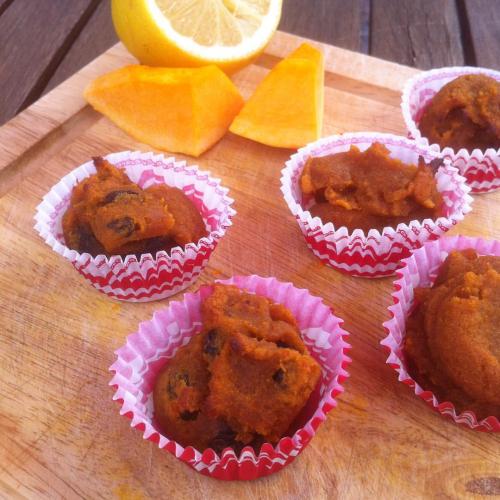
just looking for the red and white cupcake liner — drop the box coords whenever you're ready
[381,235,500,432]
[401,66,500,193]
[109,275,351,480]
[34,151,235,302]
[280,132,472,278]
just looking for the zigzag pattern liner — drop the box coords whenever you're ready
[34,151,236,302]
[401,66,500,194]
[109,275,352,480]
[381,236,500,432]
[281,132,473,278]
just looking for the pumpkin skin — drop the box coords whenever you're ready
[229,43,324,149]
[84,65,244,157]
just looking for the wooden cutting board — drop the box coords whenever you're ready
[0,31,499,499]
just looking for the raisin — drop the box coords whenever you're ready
[276,340,302,352]
[167,372,190,399]
[203,329,220,357]
[419,155,443,174]
[209,423,238,453]
[429,158,444,173]
[106,216,135,237]
[276,341,289,349]
[272,368,285,384]
[180,410,199,421]
[102,190,140,205]
[76,224,105,255]
[139,236,173,255]
[249,435,266,454]
[167,380,176,399]
[314,187,327,203]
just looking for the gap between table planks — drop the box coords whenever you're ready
[0,31,499,500]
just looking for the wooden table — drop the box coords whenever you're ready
[1,1,499,500]
[0,0,499,127]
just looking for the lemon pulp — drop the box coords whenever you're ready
[155,0,272,47]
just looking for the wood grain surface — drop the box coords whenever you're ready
[1,0,500,127]
[279,0,370,53]
[44,0,116,95]
[0,31,499,500]
[0,0,99,122]
[462,0,500,69]
[370,0,465,68]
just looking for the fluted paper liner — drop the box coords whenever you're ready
[109,275,351,480]
[34,151,235,302]
[381,236,500,432]
[280,132,472,278]
[401,66,500,193]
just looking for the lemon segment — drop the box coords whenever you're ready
[111,0,282,73]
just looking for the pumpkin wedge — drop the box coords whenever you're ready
[84,65,244,157]
[229,43,324,148]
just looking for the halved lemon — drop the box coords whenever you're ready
[111,0,282,73]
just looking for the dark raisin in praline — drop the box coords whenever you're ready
[203,329,220,356]
[102,189,140,205]
[180,410,199,421]
[272,368,285,384]
[106,216,135,237]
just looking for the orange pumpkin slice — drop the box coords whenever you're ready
[229,43,324,148]
[84,65,244,157]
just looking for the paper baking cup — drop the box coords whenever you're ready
[34,151,235,302]
[280,132,472,278]
[109,275,351,480]
[381,235,500,432]
[402,66,500,193]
